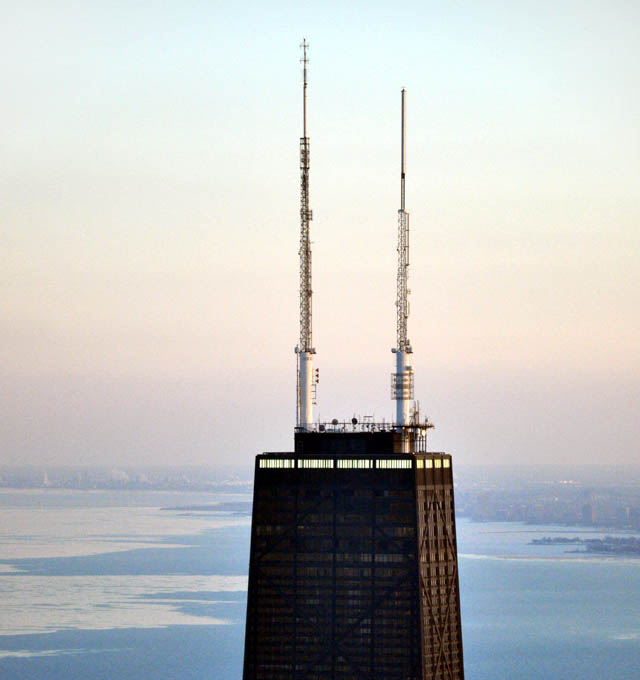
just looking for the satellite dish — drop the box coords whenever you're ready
[331,418,339,426]
[351,417,358,425]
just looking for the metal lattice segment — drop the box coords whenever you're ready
[299,137,312,351]
[396,209,410,352]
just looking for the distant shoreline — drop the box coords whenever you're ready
[530,535,640,557]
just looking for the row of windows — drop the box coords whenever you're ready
[261,552,409,563]
[259,458,296,468]
[298,459,333,468]
[337,458,373,468]
[259,458,450,469]
[417,458,450,468]
[377,459,412,468]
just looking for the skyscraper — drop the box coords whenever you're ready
[243,43,464,680]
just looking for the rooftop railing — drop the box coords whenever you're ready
[296,419,433,435]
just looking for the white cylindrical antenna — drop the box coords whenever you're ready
[296,39,315,431]
[392,89,414,432]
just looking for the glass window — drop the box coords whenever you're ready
[299,459,333,468]
[259,459,295,468]
[337,459,372,469]
[377,459,412,469]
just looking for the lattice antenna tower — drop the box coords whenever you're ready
[392,89,415,430]
[295,39,316,430]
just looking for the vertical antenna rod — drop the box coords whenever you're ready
[392,89,414,431]
[296,39,315,430]
[401,88,406,212]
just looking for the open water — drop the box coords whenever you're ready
[0,489,639,679]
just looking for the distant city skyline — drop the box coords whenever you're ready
[2,1,639,467]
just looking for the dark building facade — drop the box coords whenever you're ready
[243,430,464,680]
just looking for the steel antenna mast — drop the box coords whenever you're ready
[296,39,315,430]
[392,89,414,434]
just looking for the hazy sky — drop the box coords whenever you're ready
[2,0,639,467]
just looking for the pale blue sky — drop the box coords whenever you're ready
[2,1,639,466]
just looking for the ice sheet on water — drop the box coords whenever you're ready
[0,504,249,560]
[0,573,247,635]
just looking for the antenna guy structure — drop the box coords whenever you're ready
[392,89,415,433]
[295,39,315,431]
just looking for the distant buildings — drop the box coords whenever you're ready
[455,477,640,530]
[0,465,253,492]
